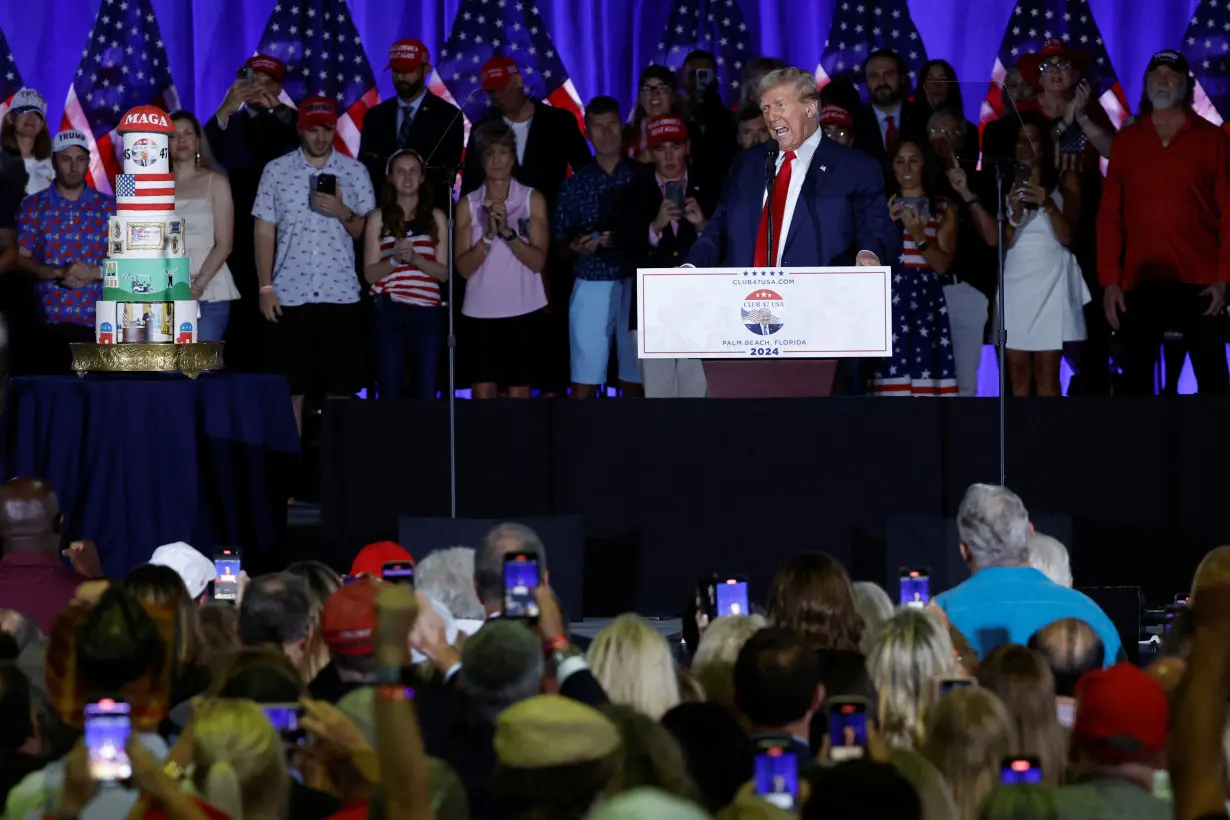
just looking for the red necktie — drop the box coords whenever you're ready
[753,150,796,267]
[884,114,899,154]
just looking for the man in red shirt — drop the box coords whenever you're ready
[1098,50,1230,395]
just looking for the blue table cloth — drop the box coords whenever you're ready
[1,372,299,578]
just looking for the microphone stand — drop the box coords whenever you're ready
[994,160,1008,487]
[764,148,779,265]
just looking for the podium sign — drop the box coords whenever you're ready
[637,266,892,359]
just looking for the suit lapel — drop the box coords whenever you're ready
[782,138,834,259]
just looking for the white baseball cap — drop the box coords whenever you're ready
[10,88,46,118]
[52,129,89,154]
[149,541,215,599]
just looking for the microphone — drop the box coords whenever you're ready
[764,141,780,189]
[763,141,780,267]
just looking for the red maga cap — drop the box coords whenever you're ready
[1073,663,1169,764]
[245,54,286,82]
[350,540,415,578]
[321,579,380,656]
[645,115,688,148]
[388,38,430,73]
[116,105,175,134]
[298,95,338,129]
[481,56,521,90]
[820,104,853,129]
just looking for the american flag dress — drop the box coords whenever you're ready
[872,199,959,397]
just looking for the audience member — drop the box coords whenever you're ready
[283,559,344,684]
[1028,616,1104,718]
[935,483,1121,662]
[600,703,699,801]
[975,644,1067,785]
[197,602,241,678]
[589,787,710,820]
[2,88,50,195]
[236,572,315,669]
[736,104,771,149]
[982,66,1037,163]
[810,648,881,748]
[677,49,738,181]
[624,65,682,160]
[820,103,855,147]
[190,699,289,820]
[856,48,927,166]
[852,582,895,653]
[415,547,486,624]
[915,60,979,157]
[923,687,1018,820]
[1027,533,1073,588]
[473,523,548,618]
[733,627,822,760]
[800,759,923,820]
[661,702,755,815]
[312,577,385,703]
[0,609,41,652]
[349,541,415,580]
[766,552,864,653]
[119,563,210,707]
[889,746,960,820]
[690,613,766,711]
[0,633,43,802]
[866,608,956,749]
[588,613,680,719]
[977,785,1060,820]
[148,541,215,604]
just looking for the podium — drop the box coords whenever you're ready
[637,266,892,398]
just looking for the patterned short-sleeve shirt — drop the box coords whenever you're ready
[17,184,115,326]
[252,148,376,306]
[552,157,636,282]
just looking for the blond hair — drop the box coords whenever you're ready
[691,614,767,710]
[192,699,288,820]
[975,644,1067,785]
[889,746,959,820]
[866,608,956,749]
[588,614,681,720]
[923,688,1018,820]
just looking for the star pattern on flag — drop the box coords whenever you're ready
[652,0,753,105]
[1181,0,1230,126]
[436,0,582,126]
[816,0,928,95]
[0,26,22,115]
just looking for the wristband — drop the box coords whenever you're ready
[259,285,274,294]
[544,635,569,652]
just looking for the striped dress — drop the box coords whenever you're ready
[871,198,959,397]
[370,215,441,307]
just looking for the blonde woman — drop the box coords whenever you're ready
[853,581,896,653]
[284,560,343,684]
[889,746,960,820]
[690,614,767,711]
[866,608,956,749]
[192,699,288,820]
[923,688,1018,820]
[588,613,681,720]
[975,644,1068,786]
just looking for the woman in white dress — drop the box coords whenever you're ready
[170,111,238,342]
[0,88,54,196]
[1000,112,1089,397]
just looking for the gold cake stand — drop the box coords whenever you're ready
[70,343,225,379]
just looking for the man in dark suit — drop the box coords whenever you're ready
[853,49,928,170]
[624,115,720,397]
[358,38,464,208]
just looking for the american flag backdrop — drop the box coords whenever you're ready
[1180,0,1230,128]
[816,0,929,97]
[652,0,754,107]
[0,27,22,120]
[435,0,584,134]
[982,0,1130,130]
[254,0,378,156]
[61,0,179,194]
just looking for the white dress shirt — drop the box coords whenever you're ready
[762,126,823,264]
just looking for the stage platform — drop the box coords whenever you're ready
[317,397,1227,617]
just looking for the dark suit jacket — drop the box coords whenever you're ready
[852,99,928,168]
[358,91,464,208]
[684,137,901,270]
[460,100,592,213]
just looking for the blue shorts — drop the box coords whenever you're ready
[569,278,641,386]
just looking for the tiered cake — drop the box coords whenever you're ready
[95,105,195,346]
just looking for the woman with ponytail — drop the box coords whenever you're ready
[191,699,288,820]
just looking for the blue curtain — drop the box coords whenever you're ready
[0,0,1204,131]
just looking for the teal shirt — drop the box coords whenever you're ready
[934,566,1122,664]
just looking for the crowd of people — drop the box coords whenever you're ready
[0,475,1227,819]
[0,34,1223,413]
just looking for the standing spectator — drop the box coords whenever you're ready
[689,614,767,712]
[253,96,376,434]
[923,688,1018,820]
[455,121,549,399]
[934,483,1122,663]
[170,111,238,343]
[660,703,755,815]
[236,572,316,671]
[312,578,381,702]
[588,613,681,720]
[733,627,823,760]
[872,139,959,397]
[856,49,927,166]
[677,50,738,185]
[983,65,1039,164]
[624,114,718,398]
[914,60,979,155]
[766,552,864,653]
[865,608,956,749]
[1028,617,1104,727]
[624,66,682,161]
[1099,50,1229,395]
[1002,112,1088,397]
[553,96,641,399]
[975,644,1068,785]
[1027,533,1072,588]
[852,582,895,652]
[15,129,114,373]
[1017,39,1114,159]
[358,38,464,209]
[205,54,300,371]
[736,104,770,150]
[363,148,448,400]
[1,88,51,195]
[820,104,856,147]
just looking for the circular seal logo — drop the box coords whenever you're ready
[130,137,159,167]
[740,288,784,336]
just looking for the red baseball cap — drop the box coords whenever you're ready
[298,95,338,130]
[1073,663,1169,763]
[645,115,688,149]
[481,56,521,91]
[387,38,430,73]
[245,54,286,83]
[820,104,853,129]
[321,579,380,656]
[350,540,415,578]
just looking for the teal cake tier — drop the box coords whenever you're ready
[102,257,191,302]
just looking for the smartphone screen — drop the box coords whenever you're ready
[382,561,415,586]
[263,704,306,746]
[753,738,797,810]
[503,552,540,619]
[714,577,749,617]
[214,548,241,601]
[935,677,976,700]
[1056,700,1075,728]
[1174,593,1191,607]
[1001,756,1043,785]
[899,568,930,608]
[85,699,132,783]
[695,67,715,93]
[827,698,868,762]
[664,180,686,210]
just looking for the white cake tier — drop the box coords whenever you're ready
[107,214,187,259]
[95,300,199,345]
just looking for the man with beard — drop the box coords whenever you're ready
[854,49,927,169]
[253,97,376,436]
[1098,50,1230,395]
[358,38,464,208]
[14,130,114,373]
